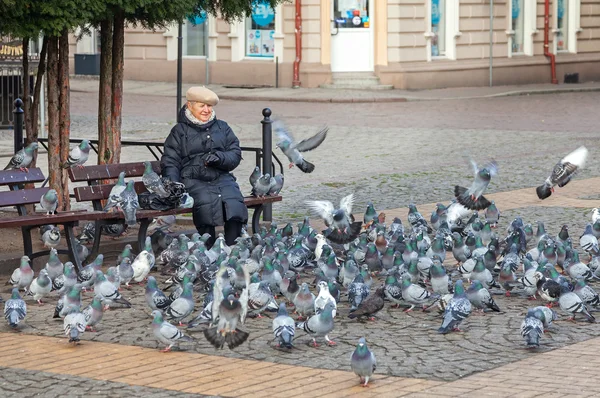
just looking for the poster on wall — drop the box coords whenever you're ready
[246,1,275,57]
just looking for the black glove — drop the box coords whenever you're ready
[204,152,222,166]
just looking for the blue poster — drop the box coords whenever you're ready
[557,0,564,19]
[187,10,207,25]
[431,0,441,25]
[512,0,520,19]
[252,2,275,27]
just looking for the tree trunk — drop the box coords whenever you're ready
[110,11,125,164]
[58,30,71,211]
[29,36,48,145]
[46,37,61,204]
[98,19,113,165]
[22,38,30,138]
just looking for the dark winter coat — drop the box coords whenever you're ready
[161,107,248,226]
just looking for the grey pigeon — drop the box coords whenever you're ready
[82,296,104,331]
[103,172,126,212]
[520,308,545,348]
[273,119,328,173]
[574,279,600,307]
[203,294,250,350]
[45,248,64,282]
[53,262,77,293]
[466,280,500,312]
[247,281,273,318]
[145,276,172,311]
[55,284,83,319]
[7,256,34,291]
[251,172,274,197]
[117,257,134,287]
[106,267,121,290]
[307,193,362,244]
[272,302,295,349]
[4,142,38,171]
[151,310,193,352]
[351,337,377,387]
[348,274,370,310]
[120,181,139,226]
[40,189,58,215]
[536,146,588,199]
[63,305,86,343]
[62,139,90,169]
[78,254,103,291]
[249,166,261,187]
[4,288,26,328]
[293,282,315,319]
[297,301,336,347]
[93,270,132,309]
[166,282,194,325]
[401,274,435,312]
[41,226,61,249]
[454,159,498,210]
[26,269,52,304]
[559,287,595,322]
[142,161,169,198]
[580,223,599,256]
[268,174,284,195]
[438,280,472,334]
[348,286,385,321]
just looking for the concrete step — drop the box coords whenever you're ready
[320,83,394,90]
[322,72,394,90]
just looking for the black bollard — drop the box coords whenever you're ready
[13,98,24,153]
[176,21,183,121]
[261,108,273,222]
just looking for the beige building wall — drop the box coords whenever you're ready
[69,0,600,90]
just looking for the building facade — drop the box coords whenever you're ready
[72,0,600,89]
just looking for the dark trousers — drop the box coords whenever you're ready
[196,220,243,247]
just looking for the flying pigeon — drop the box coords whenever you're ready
[536,146,588,199]
[351,337,377,387]
[151,310,193,352]
[454,159,498,210]
[4,142,38,172]
[63,305,86,343]
[204,294,250,349]
[273,119,328,173]
[120,180,139,226]
[142,161,169,198]
[103,172,126,212]
[40,189,58,215]
[272,303,296,349]
[4,288,26,328]
[520,308,545,348]
[61,140,91,169]
[438,280,472,334]
[307,193,362,244]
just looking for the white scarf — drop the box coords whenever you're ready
[185,108,216,126]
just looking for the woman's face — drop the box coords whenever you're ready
[188,101,213,122]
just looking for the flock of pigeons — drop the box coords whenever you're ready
[0,123,596,387]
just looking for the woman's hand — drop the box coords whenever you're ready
[203,152,222,167]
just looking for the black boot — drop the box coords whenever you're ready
[224,220,243,246]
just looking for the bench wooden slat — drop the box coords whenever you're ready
[74,181,148,202]
[0,187,50,207]
[0,211,88,228]
[68,161,160,182]
[0,168,46,186]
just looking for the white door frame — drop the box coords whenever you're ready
[330,0,375,72]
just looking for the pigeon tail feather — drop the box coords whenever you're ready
[203,326,226,349]
[454,186,491,210]
[324,222,363,244]
[298,160,315,173]
[225,329,249,349]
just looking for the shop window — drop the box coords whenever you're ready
[183,13,207,57]
[333,0,370,28]
[554,0,581,53]
[556,0,568,51]
[246,2,275,58]
[431,0,446,57]
[511,0,525,54]
[427,0,459,60]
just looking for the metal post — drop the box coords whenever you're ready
[261,108,273,222]
[176,21,183,120]
[489,0,494,87]
[40,75,45,138]
[205,23,210,85]
[13,98,24,153]
[275,56,279,88]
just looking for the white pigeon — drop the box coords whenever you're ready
[132,250,154,283]
[63,305,87,343]
[314,280,337,318]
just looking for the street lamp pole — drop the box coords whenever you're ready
[176,21,183,120]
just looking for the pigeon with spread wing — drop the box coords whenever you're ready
[307,193,362,244]
[273,120,328,173]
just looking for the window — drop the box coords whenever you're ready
[245,2,275,57]
[431,0,446,57]
[511,0,525,54]
[183,17,207,57]
[333,0,370,28]
[556,0,568,51]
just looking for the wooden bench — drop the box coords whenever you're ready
[68,161,282,257]
[0,168,87,270]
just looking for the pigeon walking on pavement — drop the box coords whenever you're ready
[454,159,498,210]
[7,256,34,291]
[272,303,296,349]
[151,310,193,352]
[348,286,385,321]
[536,146,588,199]
[520,308,546,348]
[307,193,362,244]
[350,337,377,387]
[82,296,104,331]
[145,276,172,311]
[273,119,328,173]
[63,305,86,343]
[438,280,472,334]
[297,302,336,347]
[4,142,38,172]
[26,269,52,305]
[40,189,58,215]
[4,288,26,328]
[61,140,91,169]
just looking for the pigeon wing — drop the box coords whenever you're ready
[306,200,335,226]
[294,126,328,152]
[339,193,355,215]
[239,264,251,324]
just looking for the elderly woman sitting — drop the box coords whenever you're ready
[161,86,247,246]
